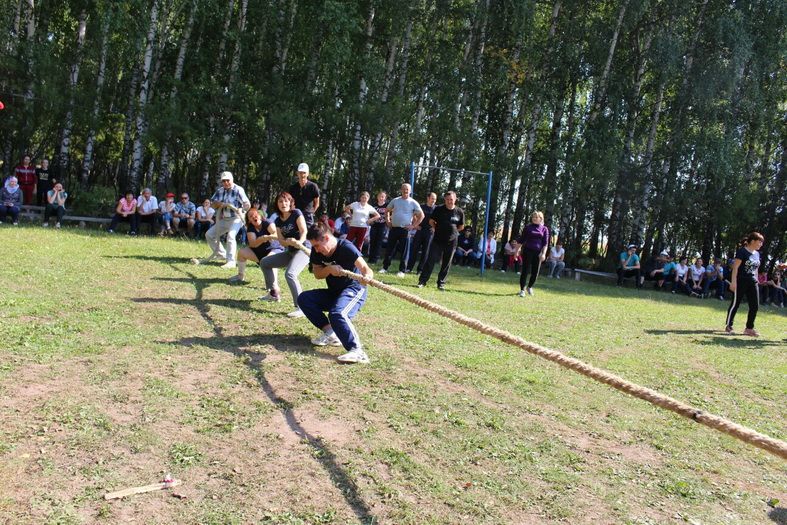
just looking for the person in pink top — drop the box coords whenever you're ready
[108,191,139,234]
[14,154,36,205]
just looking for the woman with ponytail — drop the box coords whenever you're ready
[725,232,764,336]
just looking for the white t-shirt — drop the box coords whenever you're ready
[676,263,689,278]
[137,195,158,214]
[197,206,215,221]
[549,246,565,261]
[689,264,705,280]
[159,200,175,214]
[348,202,376,228]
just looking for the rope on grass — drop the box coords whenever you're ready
[294,242,787,460]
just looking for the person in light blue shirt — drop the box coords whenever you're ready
[617,244,642,288]
[703,256,727,300]
[380,183,423,276]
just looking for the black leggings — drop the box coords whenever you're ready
[519,248,542,290]
[726,279,759,329]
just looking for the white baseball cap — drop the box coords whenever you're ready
[297,162,309,173]
[220,171,233,182]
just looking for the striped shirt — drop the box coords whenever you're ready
[174,201,196,217]
[210,184,250,219]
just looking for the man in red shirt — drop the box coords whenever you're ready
[14,154,36,205]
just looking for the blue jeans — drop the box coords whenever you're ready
[703,277,727,298]
[0,204,20,223]
[298,286,367,351]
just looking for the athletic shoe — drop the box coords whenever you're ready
[518,290,525,297]
[724,325,734,334]
[259,293,280,302]
[526,287,534,296]
[42,223,49,228]
[742,328,760,337]
[311,331,342,346]
[337,348,370,364]
[12,222,18,226]
[55,222,61,229]
[107,229,114,233]
[396,271,405,278]
[228,274,245,284]
[718,296,725,301]
[378,268,388,274]
[437,283,445,291]
[417,283,424,288]
[286,309,305,318]
[555,275,560,280]
[220,261,237,269]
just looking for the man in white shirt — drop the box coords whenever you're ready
[546,240,566,278]
[381,183,423,277]
[136,187,159,234]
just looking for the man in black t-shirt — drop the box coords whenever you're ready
[455,229,475,266]
[298,222,375,364]
[418,191,464,290]
[288,162,320,226]
[407,192,437,274]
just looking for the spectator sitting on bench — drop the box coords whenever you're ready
[474,231,496,268]
[672,256,690,294]
[455,229,475,266]
[703,257,727,300]
[767,270,785,307]
[159,192,176,235]
[195,198,215,238]
[688,257,706,297]
[617,244,642,288]
[136,188,158,234]
[501,238,521,273]
[644,250,667,288]
[0,176,22,225]
[43,182,67,228]
[173,192,196,236]
[109,191,138,234]
[545,240,566,278]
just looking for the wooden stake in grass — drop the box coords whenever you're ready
[104,475,181,500]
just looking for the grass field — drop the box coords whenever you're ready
[0,226,785,525]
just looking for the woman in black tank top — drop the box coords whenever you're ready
[228,208,277,284]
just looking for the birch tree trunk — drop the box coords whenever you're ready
[218,0,248,171]
[634,77,666,247]
[350,4,375,192]
[383,18,413,180]
[159,0,196,194]
[81,10,111,188]
[129,0,160,192]
[58,10,87,178]
[587,0,628,125]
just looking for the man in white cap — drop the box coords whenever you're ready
[196,171,250,268]
[288,162,320,227]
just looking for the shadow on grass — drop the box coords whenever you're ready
[104,254,197,264]
[644,329,784,348]
[161,263,376,523]
[768,507,787,525]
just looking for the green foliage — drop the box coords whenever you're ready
[69,185,117,217]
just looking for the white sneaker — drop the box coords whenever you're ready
[311,331,342,346]
[526,287,534,296]
[220,261,237,269]
[417,283,424,288]
[396,271,405,278]
[228,274,245,283]
[55,222,61,229]
[42,222,49,228]
[555,275,560,279]
[259,293,280,302]
[286,309,305,318]
[378,268,388,274]
[337,348,369,364]
[518,290,525,297]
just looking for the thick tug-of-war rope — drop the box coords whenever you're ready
[292,243,787,460]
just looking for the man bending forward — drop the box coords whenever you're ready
[298,222,374,364]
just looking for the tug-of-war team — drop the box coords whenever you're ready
[4,157,781,363]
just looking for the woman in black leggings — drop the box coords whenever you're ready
[725,231,764,336]
[517,211,550,297]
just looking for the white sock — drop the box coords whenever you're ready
[237,261,246,278]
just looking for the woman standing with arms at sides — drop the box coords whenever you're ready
[229,208,277,284]
[259,192,310,318]
[725,232,764,336]
[517,211,550,297]
[345,191,380,251]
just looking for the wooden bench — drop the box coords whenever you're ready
[19,204,111,226]
[574,269,616,281]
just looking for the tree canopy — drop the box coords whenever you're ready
[1,0,785,268]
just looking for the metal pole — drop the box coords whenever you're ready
[403,161,416,271]
[480,171,493,277]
